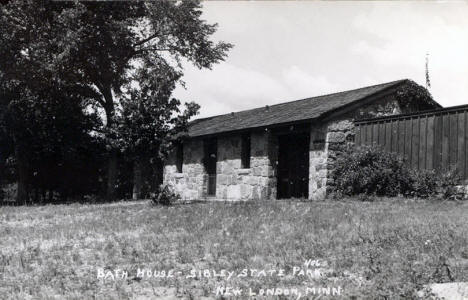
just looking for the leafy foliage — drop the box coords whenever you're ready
[151,184,180,206]
[407,169,439,198]
[395,80,437,111]
[331,145,462,199]
[117,61,199,158]
[0,0,231,202]
[0,74,106,203]
[332,145,411,197]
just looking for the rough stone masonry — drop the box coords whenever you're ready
[164,84,437,201]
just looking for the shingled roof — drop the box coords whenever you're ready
[187,79,434,137]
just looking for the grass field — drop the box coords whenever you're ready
[1,199,468,300]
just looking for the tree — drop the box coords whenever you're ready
[118,60,199,199]
[0,71,103,203]
[0,0,232,200]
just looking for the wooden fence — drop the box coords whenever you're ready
[354,105,468,180]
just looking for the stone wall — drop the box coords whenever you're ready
[216,135,243,200]
[164,131,277,201]
[216,131,276,200]
[164,93,428,201]
[309,124,328,200]
[325,120,356,195]
[163,139,206,200]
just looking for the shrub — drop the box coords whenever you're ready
[1,183,18,203]
[437,166,462,199]
[151,184,180,206]
[332,145,462,199]
[332,145,411,197]
[407,169,439,198]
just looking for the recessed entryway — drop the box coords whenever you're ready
[203,138,217,196]
[277,132,310,199]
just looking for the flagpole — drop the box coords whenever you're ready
[425,53,431,90]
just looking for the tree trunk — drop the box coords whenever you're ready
[0,150,3,187]
[101,86,118,201]
[154,157,163,191]
[15,145,28,204]
[132,157,142,200]
[106,149,118,201]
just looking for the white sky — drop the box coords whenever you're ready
[173,1,468,119]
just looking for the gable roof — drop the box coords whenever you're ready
[187,79,439,137]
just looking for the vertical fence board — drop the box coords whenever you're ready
[366,123,372,145]
[385,121,392,152]
[361,124,366,144]
[372,123,379,145]
[457,112,465,177]
[465,110,468,180]
[355,124,361,145]
[360,124,366,144]
[434,114,443,171]
[398,119,405,155]
[442,114,450,169]
[418,116,427,169]
[411,118,420,169]
[404,118,413,164]
[391,121,398,152]
[450,113,458,167]
[426,115,434,170]
[378,122,385,146]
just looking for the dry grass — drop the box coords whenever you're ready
[1,198,467,299]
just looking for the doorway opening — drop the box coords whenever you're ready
[203,138,217,196]
[277,132,309,199]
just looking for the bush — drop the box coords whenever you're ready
[408,166,461,199]
[332,145,462,199]
[408,169,439,198]
[437,166,462,199]
[1,183,17,203]
[151,184,180,206]
[332,145,411,197]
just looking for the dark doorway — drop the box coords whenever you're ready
[203,138,217,196]
[277,132,309,199]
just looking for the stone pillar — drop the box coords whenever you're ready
[216,135,242,200]
[309,124,328,200]
[325,120,356,195]
[308,120,356,200]
[249,131,272,200]
[267,131,278,200]
[163,138,206,201]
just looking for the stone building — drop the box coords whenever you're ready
[163,79,441,201]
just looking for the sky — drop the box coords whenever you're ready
[173,1,468,119]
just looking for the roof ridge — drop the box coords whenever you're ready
[259,79,408,110]
[191,79,408,121]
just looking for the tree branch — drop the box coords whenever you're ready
[133,33,159,48]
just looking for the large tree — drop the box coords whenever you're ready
[0,72,103,203]
[0,0,232,200]
[118,60,199,199]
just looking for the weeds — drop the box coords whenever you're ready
[0,200,467,299]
